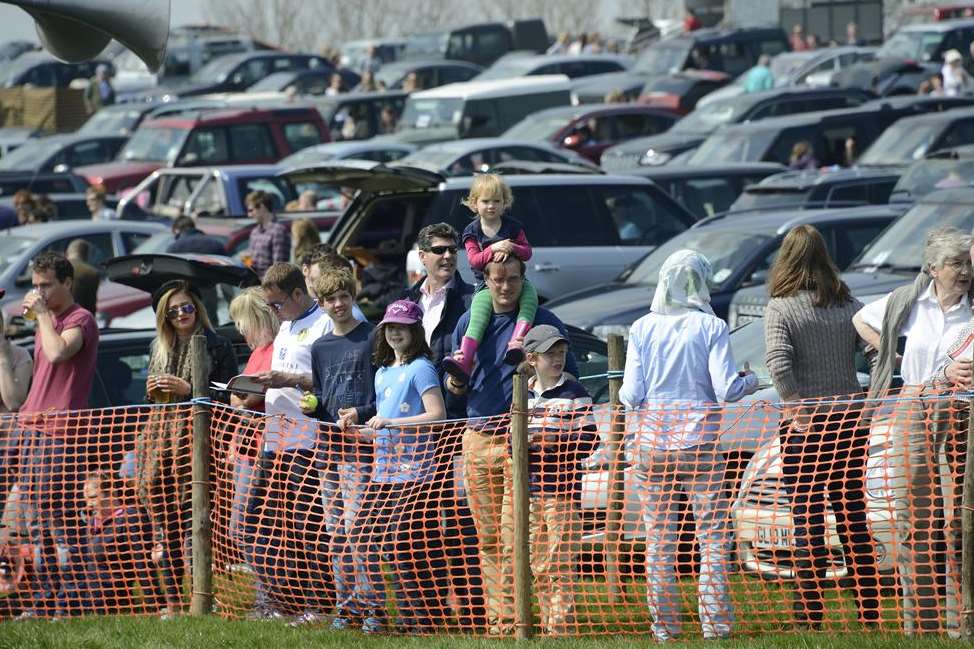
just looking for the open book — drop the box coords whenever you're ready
[211,374,266,396]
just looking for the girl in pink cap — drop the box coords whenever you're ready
[345,299,448,633]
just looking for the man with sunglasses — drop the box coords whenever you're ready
[401,223,481,626]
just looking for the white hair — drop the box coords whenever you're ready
[922,226,972,273]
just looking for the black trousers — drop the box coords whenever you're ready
[780,408,880,624]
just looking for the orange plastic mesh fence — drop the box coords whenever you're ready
[1,390,970,638]
[0,404,194,618]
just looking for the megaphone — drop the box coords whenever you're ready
[1,0,171,72]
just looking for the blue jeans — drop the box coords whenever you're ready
[326,461,374,616]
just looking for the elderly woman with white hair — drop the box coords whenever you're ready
[853,225,973,636]
[620,249,758,643]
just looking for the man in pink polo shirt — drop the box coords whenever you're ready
[19,251,98,616]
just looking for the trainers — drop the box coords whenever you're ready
[361,616,383,634]
[331,615,351,631]
[246,607,286,622]
[13,610,37,621]
[288,609,323,628]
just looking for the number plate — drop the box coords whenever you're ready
[754,525,792,549]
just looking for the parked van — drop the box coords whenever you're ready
[403,19,549,67]
[394,75,572,145]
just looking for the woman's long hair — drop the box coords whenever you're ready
[153,282,213,369]
[372,322,431,368]
[292,218,321,264]
[767,224,851,307]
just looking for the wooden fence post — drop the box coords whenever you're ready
[605,334,627,603]
[190,334,213,616]
[511,369,534,639]
[962,397,974,638]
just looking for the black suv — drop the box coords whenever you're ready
[685,96,974,168]
[834,19,974,95]
[858,106,974,169]
[728,168,901,213]
[572,26,790,105]
[601,86,875,170]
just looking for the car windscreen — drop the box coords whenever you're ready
[730,186,812,211]
[770,52,817,80]
[404,32,449,58]
[858,121,945,166]
[876,30,943,61]
[78,107,145,136]
[278,146,337,167]
[673,96,750,134]
[118,126,189,164]
[687,129,776,165]
[892,158,974,199]
[236,176,298,212]
[503,114,571,140]
[375,66,407,88]
[0,235,35,275]
[624,227,772,290]
[398,147,468,170]
[476,60,535,81]
[0,139,61,171]
[399,97,464,129]
[189,55,239,84]
[849,198,974,273]
[248,71,294,92]
[634,42,691,75]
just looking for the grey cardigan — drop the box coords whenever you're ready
[866,273,930,399]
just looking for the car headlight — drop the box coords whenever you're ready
[639,149,671,166]
[592,324,630,341]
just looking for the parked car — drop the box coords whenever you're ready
[402,19,549,67]
[396,138,596,175]
[0,134,128,175]
[281,161,696,301]
[893,2,974,29]
[887,146,974,204]
[635,70,731,114]
[0,171,89,197]
[503,103,678,164]
[625,163,786,220]
[0,127,41,158]
[278,141,418,166]
[600,86,875,170]
[727,186,974,327]
[0,220,166,322]
[570,26,791,105]
[78,104,165,137]
[0,52,113,88]
[833,19,974,96]
[308,91,409,141]
[112,29,275,98]
[699,46,878,106]
[75,106,329,193]
[246,68,363,96]
[340,38,408,72]
[375,60,483,90]
[475,54,631,82]
[136,52,331,102]
[545,205,900,336]
[857,107,974,169]
[393,76,573,145]
[684,99,963,168]
[728,168,901,213]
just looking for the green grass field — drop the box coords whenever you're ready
[0,616,970,649]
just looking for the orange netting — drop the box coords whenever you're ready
[0,389,970,639]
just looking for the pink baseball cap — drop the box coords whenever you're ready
[379,299,423,326]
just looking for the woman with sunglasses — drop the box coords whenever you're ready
[137,280,237,617]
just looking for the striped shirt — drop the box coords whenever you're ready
[521,373,598,495]
[248,218,291,278]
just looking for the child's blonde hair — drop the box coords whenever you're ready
[462,173,513,215]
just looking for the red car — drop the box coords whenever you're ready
[638,70,731,115]
[503,103,679,164]
[75,106,330,193]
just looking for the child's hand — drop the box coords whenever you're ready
[492,239,515,255]
[337,407,358,430]
[492,251,509,263]
[366,415,389,430]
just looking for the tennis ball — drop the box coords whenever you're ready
[300,392,318,411]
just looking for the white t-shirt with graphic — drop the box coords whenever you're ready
[264,304,329,451]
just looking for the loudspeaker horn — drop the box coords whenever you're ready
[2,0,171,72]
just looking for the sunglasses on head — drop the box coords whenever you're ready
[165,303,196,320]
[425,245,457,255]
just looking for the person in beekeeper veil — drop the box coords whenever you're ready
[619,249,758,642]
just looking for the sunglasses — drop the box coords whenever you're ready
[165,303,196,320]
[267,294,291,312]
[425,245,457,255]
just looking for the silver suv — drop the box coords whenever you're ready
[280,161,696,301]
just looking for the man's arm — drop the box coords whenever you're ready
[272,224,291,264]
[37,318,84,365]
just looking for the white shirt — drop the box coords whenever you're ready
[264,303,329,452]
[620,310,757,450]
[857,283,971,385]
[419,277,454,345]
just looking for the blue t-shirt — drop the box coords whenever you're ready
[372,357,441,483]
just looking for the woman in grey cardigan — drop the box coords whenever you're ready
[764,225,878,628]
[852,226,973,637]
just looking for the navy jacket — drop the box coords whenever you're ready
[167,227,227,255]
[404,272,475,420]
